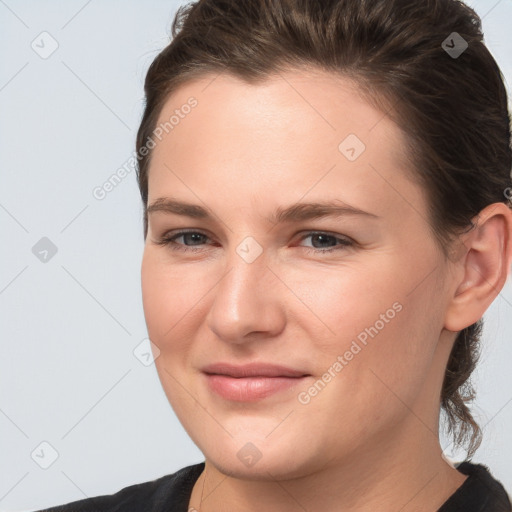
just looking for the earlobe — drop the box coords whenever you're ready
[444,203,512,332]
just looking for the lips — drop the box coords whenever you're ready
[201,362,310,378]
[201,362,311,401]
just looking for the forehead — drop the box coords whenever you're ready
[153,67,408,162]
[147,68,424,224]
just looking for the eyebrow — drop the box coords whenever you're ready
[147,197,379,224]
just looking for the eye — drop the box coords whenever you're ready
[298,232,354,254]
[154,230,353,255]
[154,230,212,253]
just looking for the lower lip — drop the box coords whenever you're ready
[204,374,309,401]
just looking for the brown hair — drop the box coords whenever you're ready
[135,0,512,458]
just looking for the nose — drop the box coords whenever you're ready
[206,246,286,345]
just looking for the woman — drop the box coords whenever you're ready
[37,0,512,510]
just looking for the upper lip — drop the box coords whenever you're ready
[202,362,310,378]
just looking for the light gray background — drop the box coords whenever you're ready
[1,1,511,510]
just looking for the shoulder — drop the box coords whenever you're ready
[439,461,512,512]
[32,462,205,512]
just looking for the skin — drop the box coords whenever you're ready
[140,68,512,511]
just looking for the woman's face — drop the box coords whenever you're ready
[141,69,455,479]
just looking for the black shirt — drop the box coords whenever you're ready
[33,461,511,511]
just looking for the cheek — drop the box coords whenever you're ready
[297,300,438,454]
[141,250,203,414]
[284,260,406,351]
[141,249,199,347]
[141,247,218,367]
[299,262,440,417]
[343,290,440,423]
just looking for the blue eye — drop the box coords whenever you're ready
[155,230,353,254]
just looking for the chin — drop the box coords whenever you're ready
[206,450,314,482]
[193,428,327,482]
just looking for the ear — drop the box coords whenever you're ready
[444,202,512,332]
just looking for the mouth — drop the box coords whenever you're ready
[201,362,311,401]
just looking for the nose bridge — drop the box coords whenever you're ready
[207,236,283,341]
[218,237,269,312]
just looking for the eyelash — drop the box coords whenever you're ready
[154,230,354,254]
